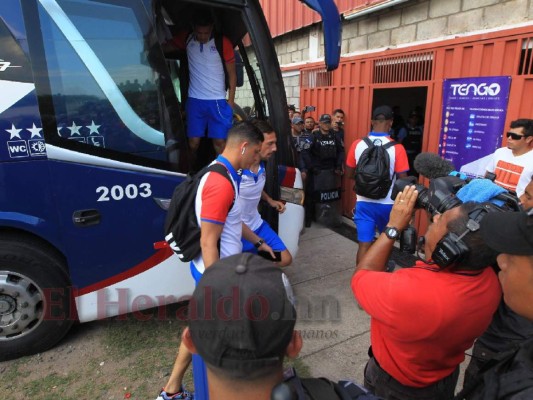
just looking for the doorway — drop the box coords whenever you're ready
[373,86,428,176]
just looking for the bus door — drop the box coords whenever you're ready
[25,0,194,322]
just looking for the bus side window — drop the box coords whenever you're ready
[34,0,176,167]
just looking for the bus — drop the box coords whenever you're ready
[0,0,340,360]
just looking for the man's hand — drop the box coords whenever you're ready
[242,223,276,260]
[388,185,418,231]
[262,191,286,213]
[257,241,276,259]
[268,198,286,213]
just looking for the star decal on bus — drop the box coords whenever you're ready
[6,124,22,139]
[27,123,42,138]
[86,120,101,135]
[68,121,82,136]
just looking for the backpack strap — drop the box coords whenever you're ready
[382,140,398,150]
[363,136,397,150]
[214,33,230,90]
[363,137,373,148]
[206,163,235,211]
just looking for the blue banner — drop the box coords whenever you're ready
[439,76,511,177]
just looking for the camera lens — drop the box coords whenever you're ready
[426,176,464,215]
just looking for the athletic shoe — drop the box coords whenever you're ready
[155,387,194,400]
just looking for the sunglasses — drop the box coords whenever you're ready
[506,131,526,140]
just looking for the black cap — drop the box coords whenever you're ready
[372,105,394,120]
[188,254,297,370]
[319,114,332,123]
[480,209,533,255]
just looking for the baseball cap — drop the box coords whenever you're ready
[372,105,394,120]
[319,114,332,123]
[188,253,297,370]
[291,116,304,125]
[480,208,533,255]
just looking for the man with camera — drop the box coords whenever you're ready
[352,185,502,400]
[456,208,533,399]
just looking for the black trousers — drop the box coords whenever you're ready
[364,356,459,400]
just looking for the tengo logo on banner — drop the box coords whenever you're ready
[449,82,501,96]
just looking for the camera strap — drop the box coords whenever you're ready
[277,367,308,399]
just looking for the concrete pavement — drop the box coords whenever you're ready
[285,221,369,384]
[285,219,468,392]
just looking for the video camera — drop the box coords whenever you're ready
[392,174,521,217]
[392,175,464,217]
[302,105,316,113]
[392,152,522,217]
[392,153,522,254]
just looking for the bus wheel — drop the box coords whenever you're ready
[0,238,74,361]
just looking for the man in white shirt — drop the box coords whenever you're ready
[486,118,533,197]
[240,120,292,267]
[166,11,237,165]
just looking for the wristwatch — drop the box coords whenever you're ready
[254,239,264,248]
[384,226,400,240]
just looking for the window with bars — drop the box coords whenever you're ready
[518,37,533,75]
[373,52,434,84]
[301,68,333,88]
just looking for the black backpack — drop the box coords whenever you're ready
[354,137,397,199]
[274,367,383,399]
[164,163,234,262]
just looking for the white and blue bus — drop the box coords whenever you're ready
[0,0,340,360]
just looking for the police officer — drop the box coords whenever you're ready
[301,114,344,226]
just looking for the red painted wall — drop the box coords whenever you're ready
[260,0,390,37]
[299,25,533,228]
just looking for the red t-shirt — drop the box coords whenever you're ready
[351,262,501,387]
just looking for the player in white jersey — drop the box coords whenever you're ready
[240,119,293,267]
[165,10,237,167]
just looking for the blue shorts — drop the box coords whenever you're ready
[353,202,393,243]
[242,221,287,253]
[190,261,203,284]
[186,97,233,139]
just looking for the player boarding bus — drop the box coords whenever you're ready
[0,0,340,360]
